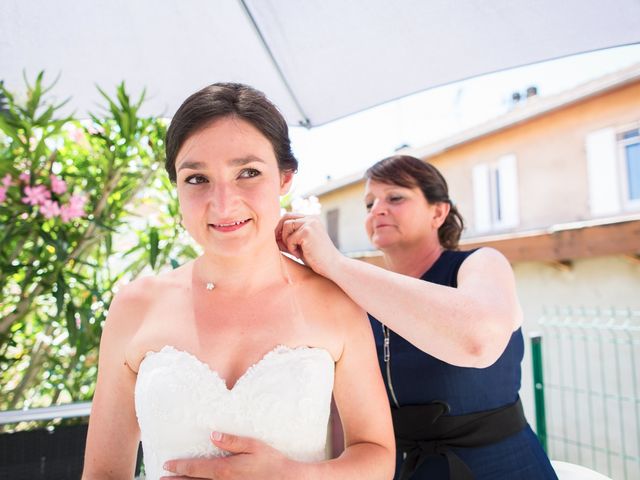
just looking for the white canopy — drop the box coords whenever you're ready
[2,0,639,126]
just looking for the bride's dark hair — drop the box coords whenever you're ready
[165,83,298,182]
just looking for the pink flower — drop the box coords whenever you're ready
[22,185,51,206]
[19,172,30,183]
[50,175,67,195]
[40,200,61,219]
[60,194,88,222]
[69,193,88,211]
[69,127,85,143]
[2,174,12,188]
[0,187,7,203]
[60,205,77,223]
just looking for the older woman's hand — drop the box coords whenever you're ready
[161,432,298,480]
[275,213,344,278]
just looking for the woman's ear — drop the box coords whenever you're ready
[432,201,451,229]
[280,170,294,195]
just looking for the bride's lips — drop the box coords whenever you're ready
[208,218,251,233]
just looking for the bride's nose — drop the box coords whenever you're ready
[207,181,236,215]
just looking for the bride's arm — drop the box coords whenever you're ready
[82,281,147,479]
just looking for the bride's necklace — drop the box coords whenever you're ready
[198,254,291,292]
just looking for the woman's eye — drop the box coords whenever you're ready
[389,196,403,203]
[239,168,261,179]
[365,202,373,211]
[185,174,207,185]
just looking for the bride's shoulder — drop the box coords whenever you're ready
[286,257,363,317]
[108,261,192,323]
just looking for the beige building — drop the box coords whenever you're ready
[309,64,640,475]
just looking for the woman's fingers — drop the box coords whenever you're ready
[277,215,340,277]
[275,213,304,254]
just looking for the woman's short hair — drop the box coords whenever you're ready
[365,155,464,250]
[165,83,298,182]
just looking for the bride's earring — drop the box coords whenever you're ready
[206,282,215,291]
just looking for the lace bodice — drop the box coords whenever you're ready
[134,345,335,479]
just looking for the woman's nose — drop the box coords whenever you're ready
[370,199,387,216]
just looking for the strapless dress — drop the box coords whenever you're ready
[134,345,334,479]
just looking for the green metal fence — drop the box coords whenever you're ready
[532,306,640,480]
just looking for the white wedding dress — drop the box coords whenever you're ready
[134,344,335,480]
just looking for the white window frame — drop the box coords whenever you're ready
[472,154,519,234]
[617,122,640,211]
[586,123,640,217]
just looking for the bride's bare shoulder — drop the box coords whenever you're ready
[285,256,362,316]
[107,261,193,324]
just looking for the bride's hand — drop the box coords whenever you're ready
[275,213,343,279]
[161,431,299,479]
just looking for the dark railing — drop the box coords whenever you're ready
[0,403,142,479]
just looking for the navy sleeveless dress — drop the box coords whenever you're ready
[369,249,557,479]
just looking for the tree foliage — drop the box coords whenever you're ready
[0,73,197,430]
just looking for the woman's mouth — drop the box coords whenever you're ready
[209,218,251,232]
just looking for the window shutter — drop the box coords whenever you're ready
[326,208,340,249]
[585,128,620,216]
[497,154,519,228]
[472,164,491,233]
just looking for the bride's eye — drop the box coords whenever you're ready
[239,168,261,179]
[185,174,208,185]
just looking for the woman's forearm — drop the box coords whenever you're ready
[325,254,515,368]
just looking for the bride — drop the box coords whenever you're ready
[82,83,394,479]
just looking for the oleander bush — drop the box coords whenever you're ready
[0,73,197,430]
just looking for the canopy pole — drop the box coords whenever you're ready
[238,0,312,128]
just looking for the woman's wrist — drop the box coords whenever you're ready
[317,248,349,282]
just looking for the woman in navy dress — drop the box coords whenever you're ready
[277,154,557,479]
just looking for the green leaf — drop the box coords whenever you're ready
[95,84,120,120]
[34,105,55,126]
[65,302,78,345]
[149,227,159,269]
[0,114,20,138]
[55,273,66,316]
[24,71,44,118]
[105,233,113,256]
[134,88,147,110]
[121,243,142,257]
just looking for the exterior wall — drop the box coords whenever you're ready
[316,80,640,254]
[430,81,640,235]
[318,182,370,253]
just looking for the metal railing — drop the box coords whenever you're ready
[532,306,640,480]
[0,402,92,425]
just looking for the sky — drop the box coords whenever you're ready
[288,43,640,196]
